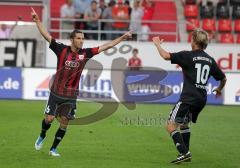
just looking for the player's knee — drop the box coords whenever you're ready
[166,125,174,133]
[166,121,177,133]
[45,115,55,123]
[60,116,69,128]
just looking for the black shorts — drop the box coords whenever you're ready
[168,101,205,124]
[44,92,76,120]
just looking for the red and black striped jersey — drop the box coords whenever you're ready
[49,39,99,98]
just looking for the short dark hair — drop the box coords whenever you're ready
[91,0,97,4]
[124,0,130,5]
[108,0,116,6]
[133,48,138,53]
[69,29,83,39]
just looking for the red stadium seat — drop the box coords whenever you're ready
[234,19,240,33]
[237,34,240,43]
[184,5,198,18]
[208,31,216,42]
[218,19,232,32]
[219,33,234,43]
[186,18,200,31]
[202,18,216,31]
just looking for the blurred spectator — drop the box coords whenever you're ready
[99,0,107,39]
[200,0,218,6]
[112,0,130,39]
[84,0,101,40]
[102,0,116,40]
[73,0,92,30]
[60,0,75,39]
[129,0,143,40]
[200,1,214,19]
[0,24,16,39]
[128,48,142,70]
[182,0,219,6]
[99,0,107,17]
[124,0,132,16]
[140,0,154,41]
[216,1,230,19]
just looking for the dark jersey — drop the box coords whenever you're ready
[49,39,99,98]
[170,50,225,104]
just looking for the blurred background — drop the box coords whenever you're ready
[0,1,240,167]
[0,0,239,104]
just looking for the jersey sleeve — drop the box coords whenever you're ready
[85,47,100,59]
[49,39,67,57]
[170,51,188,67]
[210,59,226,81]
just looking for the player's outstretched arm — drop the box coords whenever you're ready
[98,31,132,53]
[213,77,227,98]
[31,7,52,43]
[152,36,170,60]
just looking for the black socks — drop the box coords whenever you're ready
[180,127,191,151]
[171,130,188,154]
[40,119,51,139]
[50,128,66,150]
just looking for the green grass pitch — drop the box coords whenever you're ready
[0,100,239,168]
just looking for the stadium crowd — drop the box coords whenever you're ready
[60,0,154,40]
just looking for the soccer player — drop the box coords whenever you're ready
[31,8,132,156]
[152,29,226,164]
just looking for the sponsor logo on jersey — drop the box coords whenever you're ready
[65,60,80,68]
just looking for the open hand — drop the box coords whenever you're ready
[123,31,132,40]
[31,7,39,22]
[152,36,164,45]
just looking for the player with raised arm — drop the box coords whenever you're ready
[31,7,132,156]
[152,29,226,164]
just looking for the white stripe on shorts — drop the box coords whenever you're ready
[169,101,182,122]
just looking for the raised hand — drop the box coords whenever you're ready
[31,7,52,43]
[123,31,132,40]
[31,7,39,22]
[152,36,164,45]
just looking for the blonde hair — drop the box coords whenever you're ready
[192,28,209,50]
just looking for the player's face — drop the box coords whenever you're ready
[72,33,84,49]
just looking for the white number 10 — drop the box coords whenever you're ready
[195,63,210,84]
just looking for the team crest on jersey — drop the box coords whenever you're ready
[78,54,84,60]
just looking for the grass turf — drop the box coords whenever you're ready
[0,100,239,168]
